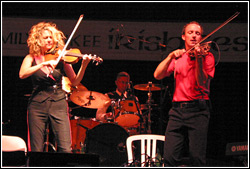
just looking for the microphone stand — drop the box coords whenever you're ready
[115,24,167,48]
[116,24,169,134]
[147,82,152,134]
[128,81,143,133]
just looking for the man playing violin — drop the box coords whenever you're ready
[154,21,215,166]
[19,22,91,153]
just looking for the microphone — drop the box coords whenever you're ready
[116,24,124,46]
[127,81,132,90]
[127,81,131,87]
[116,24,121,46]
[126,81,132,97]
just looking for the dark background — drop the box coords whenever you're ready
[2,1,248,165]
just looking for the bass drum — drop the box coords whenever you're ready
[70,118,100,153]
[85,123,129,167]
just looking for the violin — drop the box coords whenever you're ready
[45,47,103,65]
[186,12,240,58]
[188,41,211,58]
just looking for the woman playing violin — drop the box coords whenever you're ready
[154,21,215,166]
[19,22,91,153]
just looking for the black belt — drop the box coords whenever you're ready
[172,100,209,109]
[34,84,62,93]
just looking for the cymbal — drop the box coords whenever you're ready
[62,76,88,93]
[71,84,88,91]
[70,90,110,109]
[134,83,165,91]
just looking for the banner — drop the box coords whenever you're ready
[2,17,248,62]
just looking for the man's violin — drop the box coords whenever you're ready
[188,41,211,58]
[186,12,240,58]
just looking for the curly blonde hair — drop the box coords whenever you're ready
[27,22,66,56]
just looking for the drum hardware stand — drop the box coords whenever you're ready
[159,85,169,135]
[85,91,95,106]
[116,23,168,134]
[128,81,144,134]
[76,122,90,153]
[77,121,90,130]
[43,122,57,152]
[146,81,153,134]
[110,99,119,121]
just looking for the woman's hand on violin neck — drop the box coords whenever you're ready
[82,54,92,60]
[81,54,92,63]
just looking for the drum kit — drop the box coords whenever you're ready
[67,79,166,166]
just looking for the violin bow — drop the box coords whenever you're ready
[186,11,240,54]
[49,14,84,75]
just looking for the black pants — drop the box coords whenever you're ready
[28,98,71,153]
[163,105,210,166]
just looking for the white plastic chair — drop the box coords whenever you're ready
[126,134,165,167]
[2,135,27,153]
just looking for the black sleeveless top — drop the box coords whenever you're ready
[29,60,66,103]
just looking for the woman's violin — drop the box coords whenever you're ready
[46,14,103,76]
[45,47,103,65]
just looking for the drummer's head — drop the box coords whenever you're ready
[115,72,130,93]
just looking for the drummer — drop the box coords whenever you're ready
[96,72,141,122]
